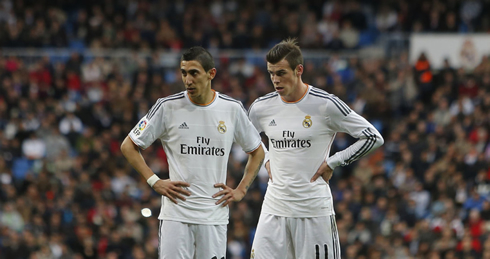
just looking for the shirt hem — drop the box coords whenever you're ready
[128,134,147,150]
[260,210,335,218]
[245,141,262,154]
[158,216,228,225]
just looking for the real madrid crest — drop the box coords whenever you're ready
[217,121,227,134]
[303,115,312,128]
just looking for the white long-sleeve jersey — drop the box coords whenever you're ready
[248,85,384,217]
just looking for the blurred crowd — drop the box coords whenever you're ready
[0,49,490,259]
[1,1,490,259]
[1,0,490,50]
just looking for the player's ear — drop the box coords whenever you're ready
[295,64,304,77]
[208,68,217,80]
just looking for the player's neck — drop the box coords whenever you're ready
[282,81,308,103]
[189,89,216,105]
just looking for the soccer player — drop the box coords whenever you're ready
[248,39,384,258]
[120,46,264,259]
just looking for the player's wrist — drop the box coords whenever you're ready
[147,174,160,188]
[325,158,335,171]
[235,186,247,196]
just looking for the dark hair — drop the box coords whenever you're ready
[266,38,303,71]
[181,46,215,72]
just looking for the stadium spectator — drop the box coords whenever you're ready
[0,1,490,258]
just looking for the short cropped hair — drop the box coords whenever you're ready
[181,46,215,72]
[266,38,303,71]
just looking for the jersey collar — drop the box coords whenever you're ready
[187,90,217,107]
[280,84,310,104]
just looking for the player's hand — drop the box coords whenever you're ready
[310,161,333,183]
[152,179,191,204]
[212,183,246,207]
[265,161,272,182]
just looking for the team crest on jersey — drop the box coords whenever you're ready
[217,121,227,134]
[138,120,148,131]
[250,249,255,259]
[303,115,312,128]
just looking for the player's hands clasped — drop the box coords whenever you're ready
[153,179,191,204]
[310,161,333,183]
[212,183,246,207]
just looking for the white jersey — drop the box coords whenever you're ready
[129,91,261,225]
[248,85,383,217]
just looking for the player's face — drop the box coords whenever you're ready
[267,59,300,98]
[181,60,216,101]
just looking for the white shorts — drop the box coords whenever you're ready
[251,214,341,259]
[158,220,226,259]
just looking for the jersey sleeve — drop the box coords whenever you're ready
[128,99,166,150]
[248,101,263,133]
[248,100,271,163]
[234,105,262,153]
[326,98,384,169]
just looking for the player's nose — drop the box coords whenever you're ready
[271,76,279,84]
[184,76,192,85]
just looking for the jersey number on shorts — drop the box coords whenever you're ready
[315,244,328,259]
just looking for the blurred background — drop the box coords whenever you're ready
[0,0,490,258]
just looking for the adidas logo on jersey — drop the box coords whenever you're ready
[179,122,189,129]
[269,120,277,126]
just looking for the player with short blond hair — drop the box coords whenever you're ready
[249,39,384,259]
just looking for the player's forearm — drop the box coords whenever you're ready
[120,136,156,181]
[327,128,384,169]
[236,145,265,195]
